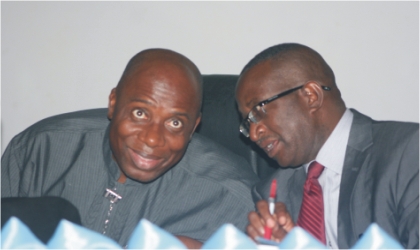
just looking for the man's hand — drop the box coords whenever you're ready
[175,235,203,249]
[247,200,295,242]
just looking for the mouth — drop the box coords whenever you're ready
[128,148,164,171]
[258,139,279,158]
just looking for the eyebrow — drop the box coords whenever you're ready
[129,98,192,121]
[246,97,260,109]
[171,111,191,121]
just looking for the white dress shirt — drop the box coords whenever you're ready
[303,109,353,249]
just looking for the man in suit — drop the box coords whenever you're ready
[236,43,418,248]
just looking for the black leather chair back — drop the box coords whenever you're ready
[196,75,278,179]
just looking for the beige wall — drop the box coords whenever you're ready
[2,1,419,152]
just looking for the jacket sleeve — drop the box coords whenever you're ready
[1,137,25,197]
[396,130,419,249]
[252,184,264,204]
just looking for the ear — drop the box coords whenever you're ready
[190,112,202,140]
[301,81,325,113]
[108,88,117,120]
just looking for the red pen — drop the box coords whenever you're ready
[264,179,277,239]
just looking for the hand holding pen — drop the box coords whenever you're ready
[264,179,277,239]
[246,179,295,243]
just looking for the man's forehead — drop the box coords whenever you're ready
[123,60,195,87]
[128,58,183,76]
[237,61,297,106]
[117,50,202,113]
[120,66,201,112]
[124,72,196,96]
[239,62,277,89]
[241,58,302,87]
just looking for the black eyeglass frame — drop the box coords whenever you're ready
[239,84,331,137]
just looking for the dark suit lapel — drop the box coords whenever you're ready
[337,109,373,248]
[287,167,306,222]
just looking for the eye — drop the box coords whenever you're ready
[132,109,147,120]
[168,119,183,129]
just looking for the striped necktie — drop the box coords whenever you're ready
[297,161,326,244]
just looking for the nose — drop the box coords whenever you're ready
[139,123,165,148]
[248,121,266,142]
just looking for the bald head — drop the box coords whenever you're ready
[117,48,203,109]
[107,49,203,183]
[242,43,335,87]
[238,43,344,108]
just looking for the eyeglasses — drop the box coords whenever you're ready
[239,84,331,137]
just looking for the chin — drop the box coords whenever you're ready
[272,155,287,167]
[274,156,293,168]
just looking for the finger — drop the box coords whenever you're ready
[271,226,288,242]
[275,202,295,232]
[248,211,265,235]
[256,199,278,237]
[255,200,272,221]
[263,202,293,242]
[246,223,261,242]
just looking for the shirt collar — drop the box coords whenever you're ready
[304,109,353,174]
[102,124,121,182]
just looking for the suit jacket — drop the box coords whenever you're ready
[253,109,419,249]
